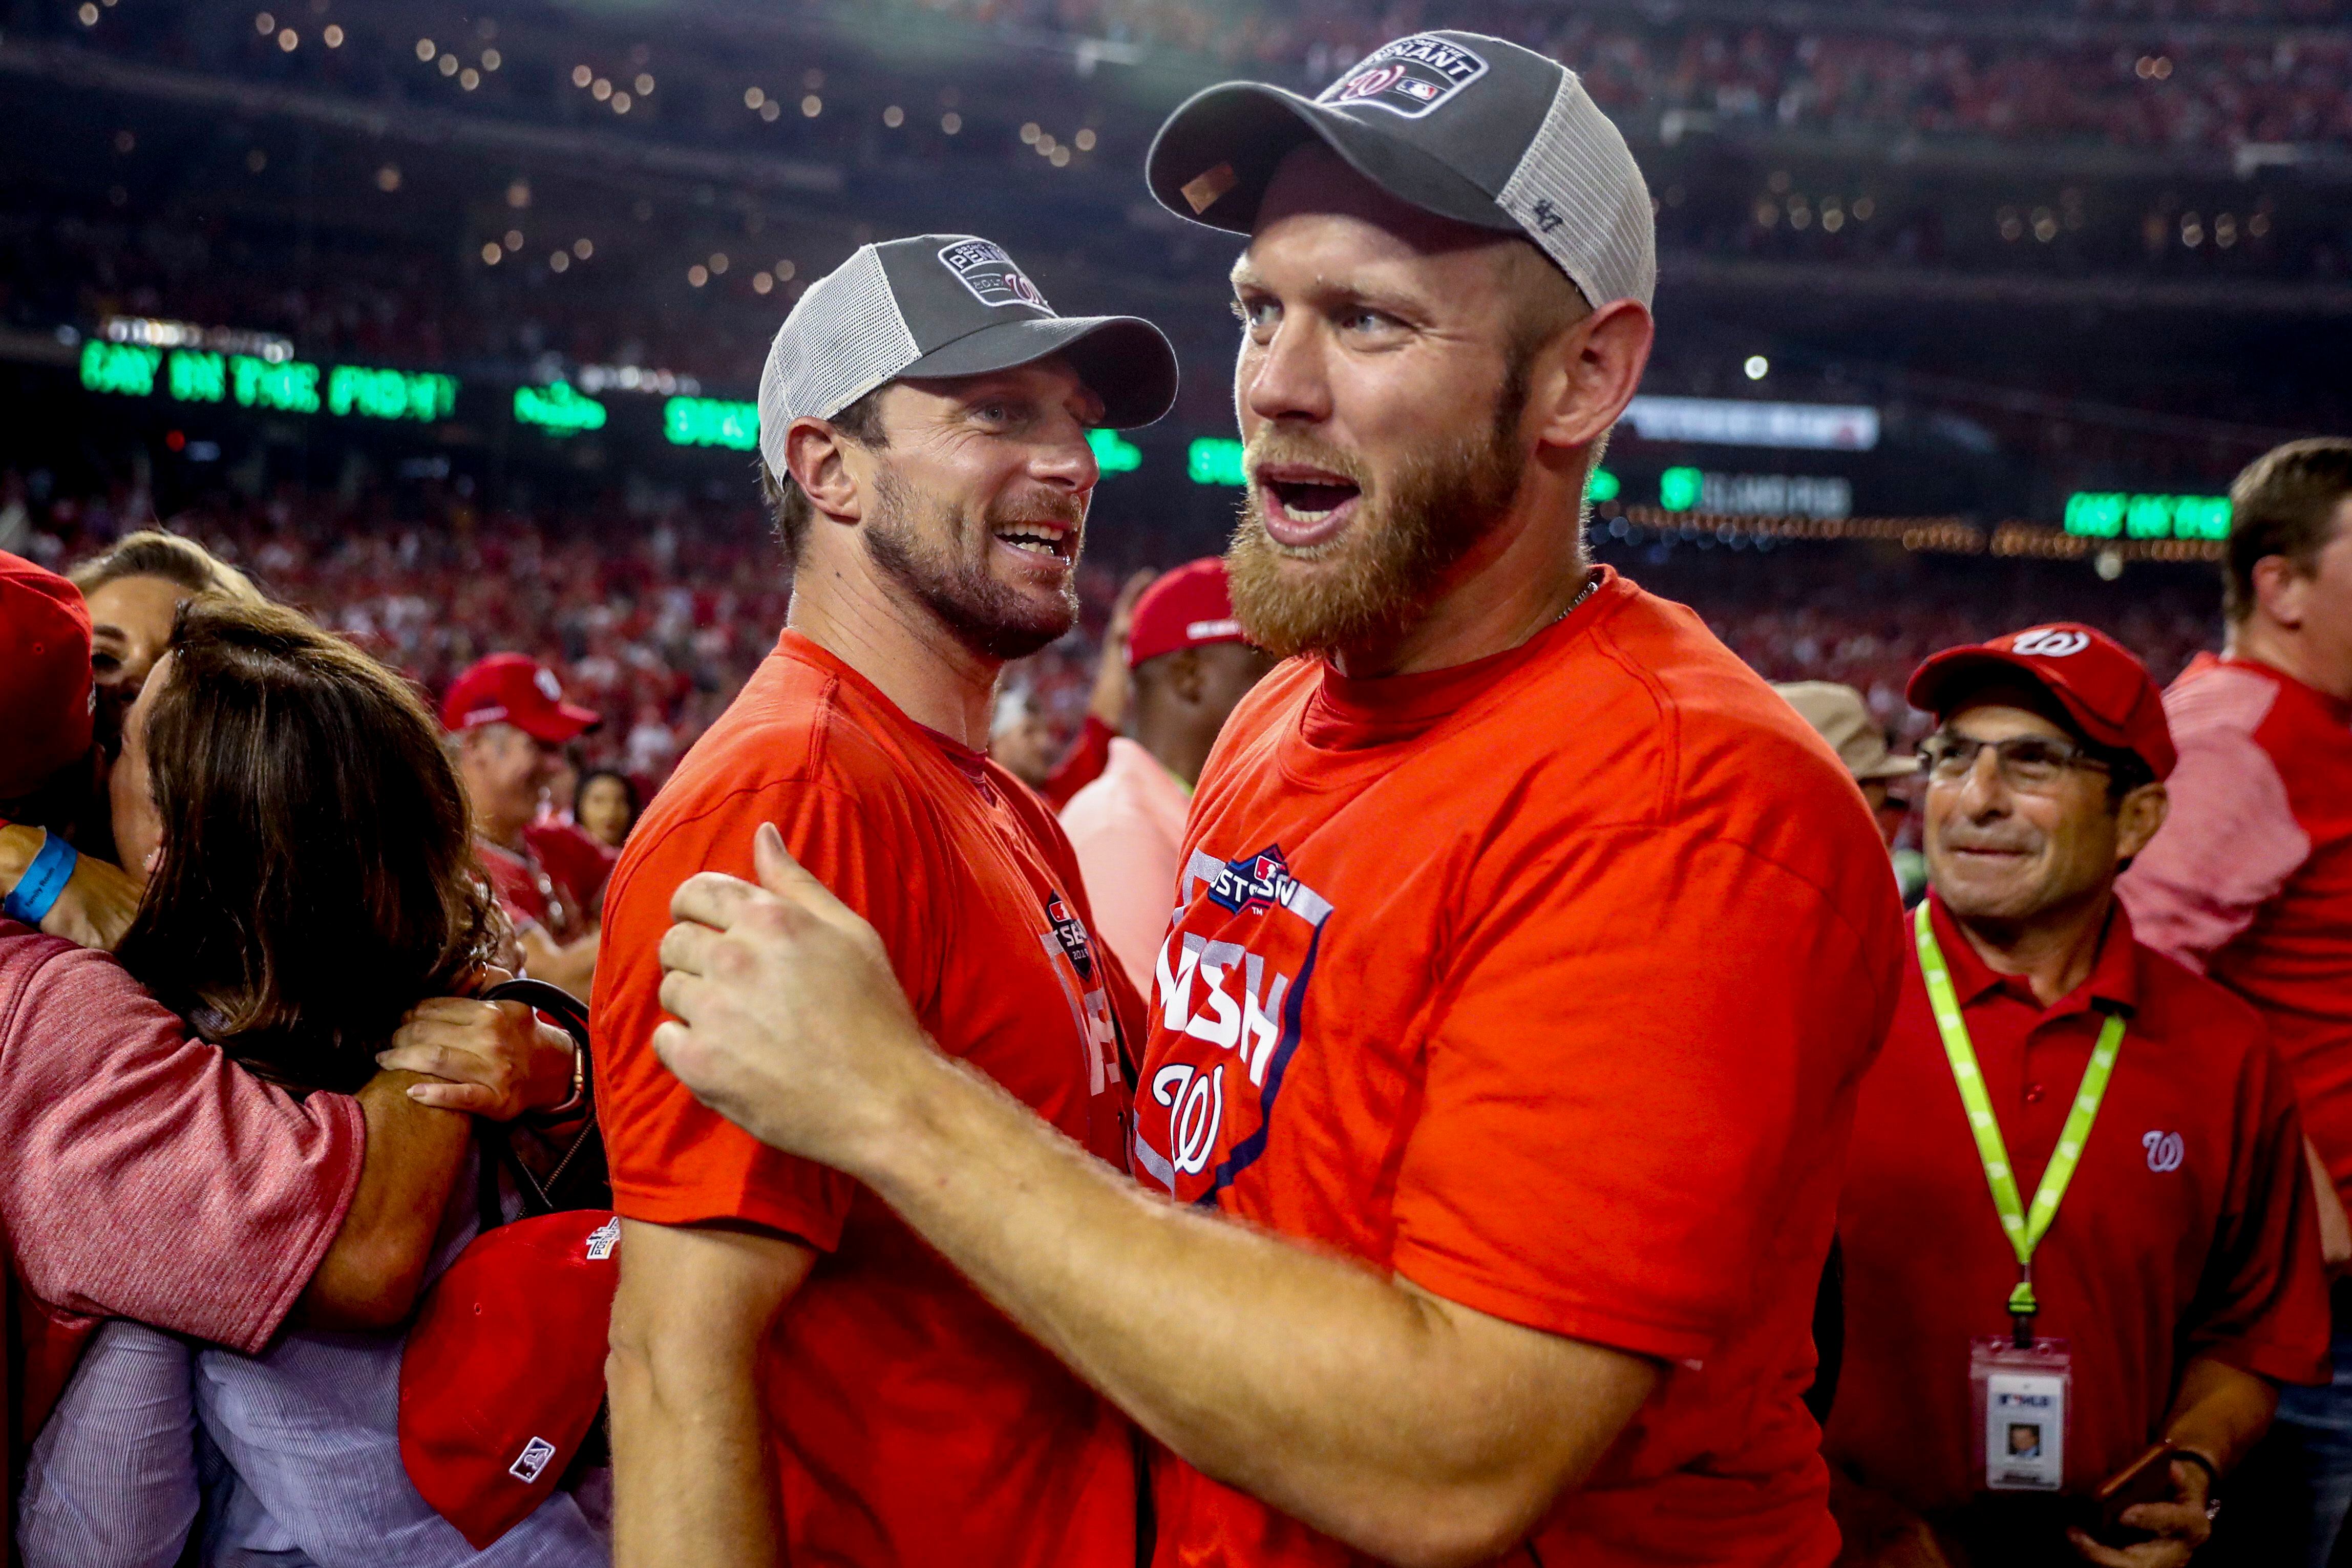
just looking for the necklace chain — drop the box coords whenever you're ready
[1553,569,1601,627]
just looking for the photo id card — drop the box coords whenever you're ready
[1970,1337,2071,1492]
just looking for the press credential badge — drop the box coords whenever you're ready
[1972,1337,2070,1492]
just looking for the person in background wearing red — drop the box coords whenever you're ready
[0,552,568,1563]
[443,653,605,998]
[1829,623,2329,1568]
[1032,566,1158,810]
[595,232,1176,1568]
[1060,557,1272,992]
[2116,438,2352,1565]
[644,37,1903,1566]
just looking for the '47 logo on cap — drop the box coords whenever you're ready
[938,240,1051,311]
[1319,33,1489,118]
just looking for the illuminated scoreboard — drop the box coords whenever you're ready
[2064,492,2231,541]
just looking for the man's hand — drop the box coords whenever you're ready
[2066,1457,2213,1568]
[654,823,930,1174]
[376,997,578,1119]
[0,823,142,950]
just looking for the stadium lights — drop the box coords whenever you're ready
[1619,396,1878,452]
[1586,468,1620,503]
[514,382,607,437]
[1186,438,1246,486]
[665,397,759,450]
[1743,356,1769,380]
[2063,491,2230,542]
[1087,429,1140,474]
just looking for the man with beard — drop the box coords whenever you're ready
[643,36,1903,1568]
[592,234,1177,1567]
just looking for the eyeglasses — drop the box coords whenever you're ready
[1917,732,2113,793]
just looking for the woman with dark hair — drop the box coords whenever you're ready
[571,769,639,852]
[19,598,604,1567]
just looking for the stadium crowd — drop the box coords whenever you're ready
[6,22,2352,1568]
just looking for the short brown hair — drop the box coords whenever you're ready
[2225,438,2352,622]
[760,386,891,570]
[69,528,266,605]
[115,597,498,1092]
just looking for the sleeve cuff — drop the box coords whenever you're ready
[1394,1251,1717,1366]
[611,1180,846,1255]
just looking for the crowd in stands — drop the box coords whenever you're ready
[5,474,2230,803]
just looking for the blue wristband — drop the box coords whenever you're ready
[4,830,78,927]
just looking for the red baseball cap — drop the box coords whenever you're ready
[399,1210,622,1550]
[1126,558,1251,669]
[1906,623,2177,779]
[441,653,600,745]
[0,551,95,798]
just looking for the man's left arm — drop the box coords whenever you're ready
[2069,1358,2274,1568]
[653,826,1667,1568]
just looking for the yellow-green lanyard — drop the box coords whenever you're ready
[1914,902,2126,1348]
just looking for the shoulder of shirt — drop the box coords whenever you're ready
[0,929,147,1037]
[2130,935,2271,1052]
[1546,584,1861,824]
[2165,659,2286,746]
[608,652,927,887]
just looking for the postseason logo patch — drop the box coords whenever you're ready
[1044,892,1096,982]
[1317,33,1489,119]
[938,240,1052,311]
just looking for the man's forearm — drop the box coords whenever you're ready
[2162,1357,2278,1475]
[606,1221,808,1568]
[854,1052,1656,1567]
[294,1072,470,1329]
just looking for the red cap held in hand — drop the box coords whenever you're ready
[1126,558,1250,669]
[399,1210,622,1550]
[441,653,601,745]
[1906,623,2177,780]
[0,551,95,798]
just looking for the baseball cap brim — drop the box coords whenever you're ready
[1147,81,1520,240]
[901,315,1178,430]
[1906,650,2135,755]
[510,702,601,746]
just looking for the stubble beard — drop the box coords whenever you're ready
[1225,380,1532,662]
[862,466,1082,663]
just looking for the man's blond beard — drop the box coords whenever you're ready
[1225,419,1527,661]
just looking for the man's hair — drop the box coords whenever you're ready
[2225,437,2352,622]
[114,597,499,1094]
[68,528,267,605]
[759,386,892,570]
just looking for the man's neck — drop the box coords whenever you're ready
[2225,618,2352,702]
[1328,468,1594,680]
[1948,886,2115,1009]
[1134,722,1210,792]
[786,546,1002,748]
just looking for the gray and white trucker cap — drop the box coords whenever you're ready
[755,234,1178,482]
[1146,32,1655,312]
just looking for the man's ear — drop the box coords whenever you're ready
[2252,554,2311,630]
[1528,299,1654,458]
[784,417,863,525]
[1167,647,1205,707]
[2114,781,2169,862]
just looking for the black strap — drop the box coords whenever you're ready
[474,979,609,1221]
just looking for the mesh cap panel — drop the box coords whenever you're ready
[756,245,919,480]
[1494,73,1657,310]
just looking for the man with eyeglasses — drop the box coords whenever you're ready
[1824,623,2330,1568]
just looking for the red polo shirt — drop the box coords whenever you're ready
[2118,653,2352,1209]
[1827,893,2330,1518]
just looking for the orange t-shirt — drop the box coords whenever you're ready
[1137,569,1904,1568]
[595,629,1141,1568]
